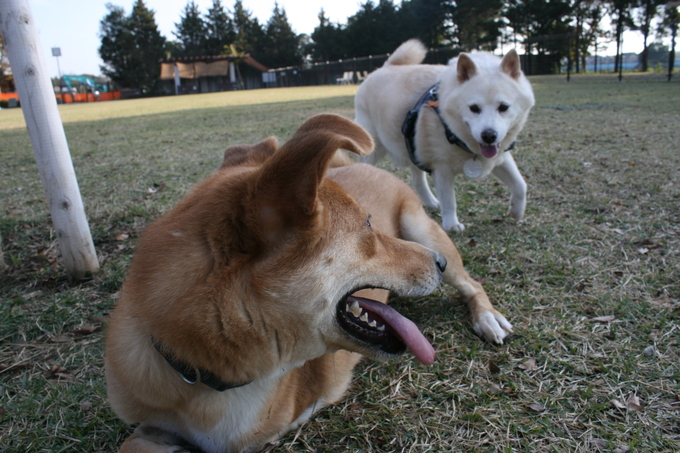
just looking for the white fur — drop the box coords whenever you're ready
[180,365,306,453]
[355,41,535,232]
[473,310,514,345]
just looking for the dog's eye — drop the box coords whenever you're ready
[366,215,372,228]
[498,103,509,113]
[469,104,481,114]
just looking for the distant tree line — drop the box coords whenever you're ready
[97,0,679,92]
[98,0,301,92]
[0,34,14,92]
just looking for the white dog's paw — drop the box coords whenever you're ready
[509,207,524,222]
[509,197,526,222]
[473,310,513,344]
[442,219,465,232]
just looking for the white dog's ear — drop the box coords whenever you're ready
[456,53,477,83]
[501,49,522,80]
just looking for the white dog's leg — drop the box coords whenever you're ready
[410,167,439,210]
[432,169,464,232]
[491,154,527,222]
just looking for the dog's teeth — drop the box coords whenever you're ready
[377,325,385,332]
[360,313,369,323]
[348,301,363,318]
[369,320,377,328]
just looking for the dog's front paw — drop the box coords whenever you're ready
[508,195,526,222]
[442,219,465,232]
[473,310,513,344]
[508,206,524,222]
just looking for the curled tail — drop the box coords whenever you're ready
[384,39,427,66]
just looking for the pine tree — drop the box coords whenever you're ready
[399,0,451,50]
[204,0,235,56]
[232,0,265,57]
[450,0,504,51]
[310,10,349,61]
[606,0,636,72]
[130,0,166,90]
[175,0,207,56]
[98,0,165,92]
[636,0,664,71]
[345,0,405,56]
[99,4,135,86]
[572,0,607,73]
[505,0,574,51]
[658,3,678,79]
[260,3,302,68]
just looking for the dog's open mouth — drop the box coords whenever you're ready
[480,144,499,158]
[336,295,435,365]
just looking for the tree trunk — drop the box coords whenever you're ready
[640,0,655,72]
[670,13,677,81]
[0,233,6,273]
[0,0,100,281]
[575,13,582,73]
[614,13,623,72]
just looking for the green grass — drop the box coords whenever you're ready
[1,74,679,452]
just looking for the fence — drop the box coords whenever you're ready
[263,38,678,88]
[263,47,463,89]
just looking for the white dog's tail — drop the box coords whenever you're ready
[384,39,427,66]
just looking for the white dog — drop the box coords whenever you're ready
[355,39,535,232]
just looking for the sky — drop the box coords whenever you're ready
[24,0,653,78]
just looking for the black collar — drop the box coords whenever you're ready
[152,338,251,392]
[401,83,515,174]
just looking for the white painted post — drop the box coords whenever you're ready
[0,0,99,280]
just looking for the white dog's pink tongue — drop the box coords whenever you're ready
[480,144,499,158]
[356,297,435,365]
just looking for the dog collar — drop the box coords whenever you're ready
[152,338,251,392]
[401,83,515,174]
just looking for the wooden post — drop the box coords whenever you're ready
[0,0,99,281]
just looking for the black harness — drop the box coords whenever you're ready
[401,83,515,174]
[152,338,252,392]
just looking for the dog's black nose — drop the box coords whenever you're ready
[481,129,497,144]
[434,252,447,273]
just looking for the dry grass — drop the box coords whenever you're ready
[1,74,678,452]
[0,85,359,131]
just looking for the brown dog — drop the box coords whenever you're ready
[105,114,512,453]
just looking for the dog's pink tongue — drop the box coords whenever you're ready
[355,297,435,365]
[480,144,498,158]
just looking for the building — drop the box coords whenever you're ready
[159,54,268,95]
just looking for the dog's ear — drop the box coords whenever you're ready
[501,49,522,80]
[221,137,278,169]
[247,115,372,246]
[256,114,372,216]
[456,53,477,83]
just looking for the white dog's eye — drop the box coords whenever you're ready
[498,103,509,113]
[469,104,481,114]
[366,215,372,228]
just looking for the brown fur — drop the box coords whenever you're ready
[106,114,507,453]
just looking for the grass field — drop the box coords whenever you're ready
[1,74,678,452]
